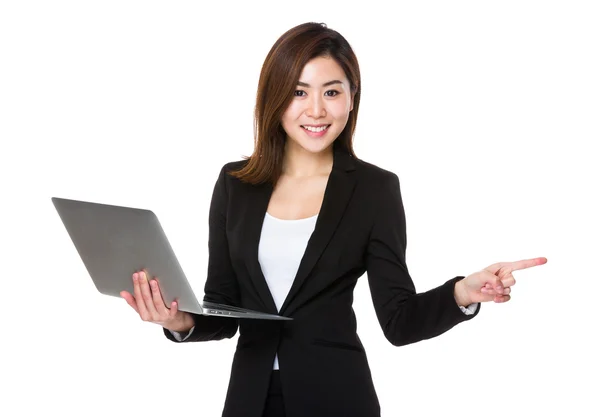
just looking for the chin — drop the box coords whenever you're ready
[294,139,336,154]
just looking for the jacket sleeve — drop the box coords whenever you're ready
[365,172,480,347]
[163,164,241,343]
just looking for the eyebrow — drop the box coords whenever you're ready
[297,80,343,88]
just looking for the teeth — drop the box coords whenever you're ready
[302,125,329,133]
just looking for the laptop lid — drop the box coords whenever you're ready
[51,197,291,321]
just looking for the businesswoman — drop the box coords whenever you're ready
[121,22,547,417]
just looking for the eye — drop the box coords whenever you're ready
[294,90,306,97]
[325,90,340,97]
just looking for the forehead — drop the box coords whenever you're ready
[297,56,349,84]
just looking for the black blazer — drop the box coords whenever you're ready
[164,144,480,417]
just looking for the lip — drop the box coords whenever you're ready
[301,124,330,127]
[301,124,331,138]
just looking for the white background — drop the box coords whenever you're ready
[1,1,598,416]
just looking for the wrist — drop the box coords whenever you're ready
[167,313,194,333]
[454,279,472,307]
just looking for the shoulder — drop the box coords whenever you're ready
[215,159,249,184]
[349,158,405,208]
[216,156,401,189]
[353,157,400,187]
[352,159,406,220]
[221,159,248,174]
[205,160,249,197]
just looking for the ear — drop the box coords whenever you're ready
[350,92,356,112]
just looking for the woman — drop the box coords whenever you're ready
[121,22,547,417]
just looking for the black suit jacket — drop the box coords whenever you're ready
[164,144,480,417]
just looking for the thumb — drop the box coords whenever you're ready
[482,270,504,294]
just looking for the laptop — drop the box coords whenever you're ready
[51,197,292,321]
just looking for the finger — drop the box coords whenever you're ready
[481,287,508,298]
[149,278,169,316]
[508,257,547,272]
[120,291,139,314]
[501,274,516,288]
[169,301,179,319]
[484,257,547,275]
[483,262,506,275]
[494,294,511,303]
[139,270,160,319]
[482,270,505,294]
[484,281,504,293]
[480,288,496,299]
[133,272,150,320]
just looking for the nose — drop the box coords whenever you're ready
[306,94,326,119]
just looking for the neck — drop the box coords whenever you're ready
[282,141,334,178]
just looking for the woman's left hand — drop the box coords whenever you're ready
[454,257,548,306]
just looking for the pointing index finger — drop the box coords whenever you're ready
[509,257,547,271]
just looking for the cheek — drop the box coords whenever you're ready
[282,102,303,123]
[331,109,350,123]
[330,103,351,122]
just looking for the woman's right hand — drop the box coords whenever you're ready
[120,269,195,333]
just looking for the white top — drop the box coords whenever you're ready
[258,212,319,370]
[258,212,319,312]
[170,212,478,370]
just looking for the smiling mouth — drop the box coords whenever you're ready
[301,124,331,133]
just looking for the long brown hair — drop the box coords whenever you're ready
[229,22,361,185]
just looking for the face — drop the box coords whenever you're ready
[281,56,355,155]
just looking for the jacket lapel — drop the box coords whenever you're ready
[279,146,356,315]
[242,144,357,316]
[243,180,279,314]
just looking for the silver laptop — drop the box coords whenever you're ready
[51,197,292,321]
